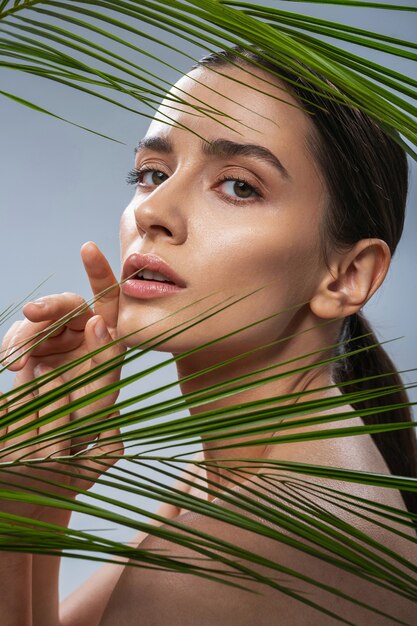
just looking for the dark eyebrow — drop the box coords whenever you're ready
[201,138,290,180]
[134,135,290,179]
[134,136,173,155]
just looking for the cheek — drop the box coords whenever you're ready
[203,214,321,307]
[119,204,137,249]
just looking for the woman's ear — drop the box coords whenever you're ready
[310,238,391,320]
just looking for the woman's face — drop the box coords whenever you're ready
[118,64,329,356]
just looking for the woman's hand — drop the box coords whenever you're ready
[1,241,124,424]
[0,241,125,517]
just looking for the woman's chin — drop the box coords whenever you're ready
[117,321,161,349]
[116,315,185,353]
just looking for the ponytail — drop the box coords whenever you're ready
[333,311,417,517]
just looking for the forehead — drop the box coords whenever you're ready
[145,65,315,166]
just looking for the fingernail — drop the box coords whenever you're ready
[29,298,46,308]
[3,347,23,366]
[1,349,11,366]
[94,317,108,340]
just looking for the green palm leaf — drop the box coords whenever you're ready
[1,1,416,154]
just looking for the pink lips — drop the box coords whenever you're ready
[121,253,186,299]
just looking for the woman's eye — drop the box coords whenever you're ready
[218,178,260,201]
[141,169,168,186]
[126,168,168,188]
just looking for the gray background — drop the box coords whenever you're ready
[1,1,416,601]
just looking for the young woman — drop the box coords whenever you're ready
[1,46,416,625]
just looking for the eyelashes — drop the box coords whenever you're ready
[126,166,263,205]
[126,167,145,186]
[126,167,169,188]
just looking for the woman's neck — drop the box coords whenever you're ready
[175,339,340,496]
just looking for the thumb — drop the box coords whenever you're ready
[86,314,125,379]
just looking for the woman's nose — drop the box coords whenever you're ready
[133,181,187,245]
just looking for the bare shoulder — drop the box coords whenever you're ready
[100,466,417,625]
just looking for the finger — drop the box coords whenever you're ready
[36,364,72,458]
[18,327,84,358]
[72,422,124,491]
[3,363,70,461]
[1,320,23,364]
[22,292,94,331]
[86,423,124,467]
[2,319,59,370]
[0,391,8,442]
[70,315,125,451]
[1,320,21,351]
[85,315,125,396]
[2,320,79,371]
[4,293,94,371]
[4,364,39,459]
[5,359,64,457]
[81,242,120,334]
[12,362,35,396]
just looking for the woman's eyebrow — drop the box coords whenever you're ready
[202,138,290,180]
[134,135,290,180]
[134,136,173,155]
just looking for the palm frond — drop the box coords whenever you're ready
[1,287,417,621]
[0,1,416,156]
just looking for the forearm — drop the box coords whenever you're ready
[32,554,61,626]
[32,509,72,626]
[0,552,32,626]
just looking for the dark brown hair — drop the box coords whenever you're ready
[195,46,417,517]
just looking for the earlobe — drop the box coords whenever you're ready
[310,239,391,320]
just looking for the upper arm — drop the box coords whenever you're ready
[59,454,202,626]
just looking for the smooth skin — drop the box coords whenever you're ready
[1,63,416,625]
